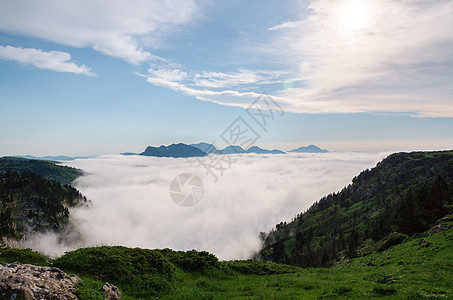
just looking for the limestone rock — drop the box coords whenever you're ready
[102,282,122,299]
[0,263,77,300]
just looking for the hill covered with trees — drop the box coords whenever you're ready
[0,157,82,185]
[259,150,453,267]
[0,171,89,240]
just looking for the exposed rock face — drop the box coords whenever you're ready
[102,282,122,299]
[0,263,78,300]
[0,237,24,248]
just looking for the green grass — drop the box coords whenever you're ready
[73,276,106,300]
[67,220,453,299]
[1,219,452,299]
[161,219,453,299]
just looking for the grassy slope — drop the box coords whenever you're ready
[0,156,82,185]
[162,218,453,299]
[1,218,452,299]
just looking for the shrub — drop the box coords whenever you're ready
[336,286,352,295]
[376,232,408,252]
[223,259,299,275]
[159,248,220,273]
[373,285,397,296]
[54,246,175,297]
[0,247,49,265]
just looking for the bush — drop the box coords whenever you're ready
[0,247,49,265]
[373,285,397,296]
[159,248,220,273]
[335,286,352,295]
[223,259,299,275]
[54,246,175,298]
[376,232,408,252]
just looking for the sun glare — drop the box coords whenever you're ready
[339,0,370,31]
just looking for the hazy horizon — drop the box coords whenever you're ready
[3,142,453,159]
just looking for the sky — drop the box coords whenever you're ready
[1,0,452,156]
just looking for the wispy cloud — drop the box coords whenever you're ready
[147,67,283,89]
[0,45,95,76]
[268,21,298,31]
[193,69,281,88]
[0,0,199,64]
[144,66,288,107]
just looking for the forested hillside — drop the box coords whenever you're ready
[260,150,453,267]
[0,157,82,185]
[0,171,89,240]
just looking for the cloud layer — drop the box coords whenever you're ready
[0,45,95,76]
[25,152,387,259]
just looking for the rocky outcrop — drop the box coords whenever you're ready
[102,282,122,299]
[1,237,24,248]
[0,263,78,299]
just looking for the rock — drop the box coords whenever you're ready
[0,263,77,300]
[0,237,24,248]
[102,282,122,299]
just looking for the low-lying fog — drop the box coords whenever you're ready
[26,152,389,259]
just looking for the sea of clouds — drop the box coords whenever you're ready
[25,152,390,259]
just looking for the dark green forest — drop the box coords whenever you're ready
[259,150,453,267]
[0,156,82,185]
[0,171,89,239]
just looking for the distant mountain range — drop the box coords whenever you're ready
[8,144,329,160]
[133,143,328,158]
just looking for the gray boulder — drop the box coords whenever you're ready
[0,263,78,299]
[102,282,122,299]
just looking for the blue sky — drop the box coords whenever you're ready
[0,0,452,156]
